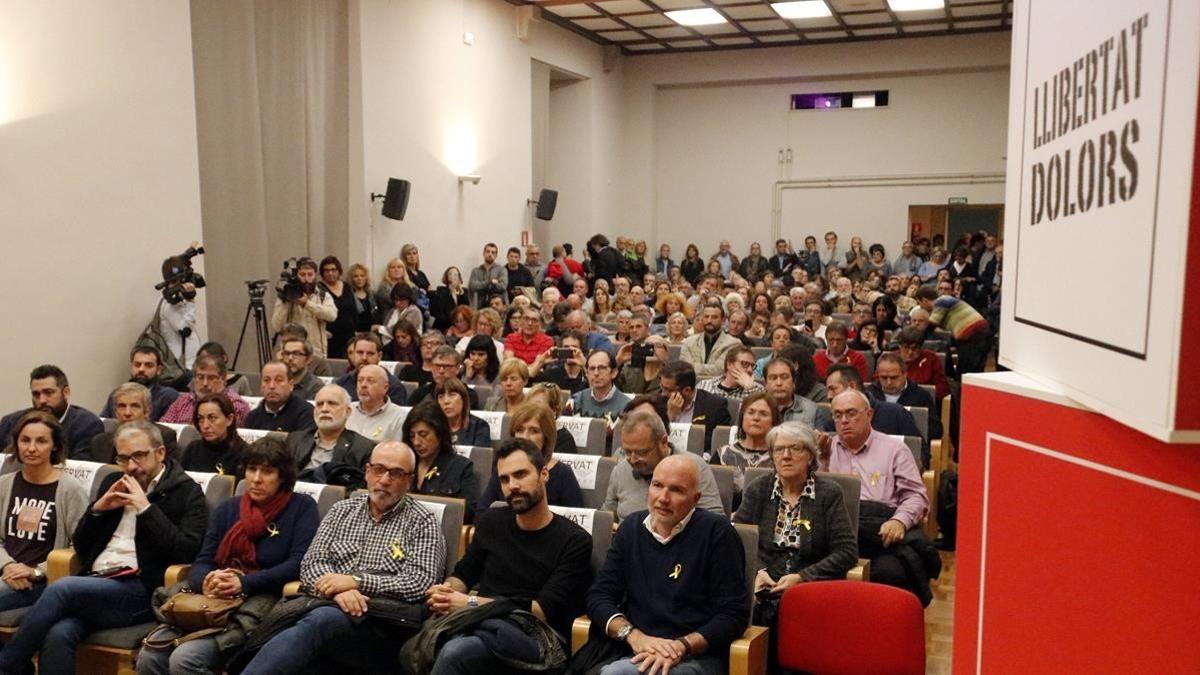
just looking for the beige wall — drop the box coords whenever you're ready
[0,0,204,412]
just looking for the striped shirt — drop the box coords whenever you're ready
[300,493,445,602]
[928,295,988,341]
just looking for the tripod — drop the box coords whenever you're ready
[233,281,271,372]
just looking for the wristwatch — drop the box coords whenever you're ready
[467,595,479,608]
[615,623,634,643]
[351,574,364,588]
[32,569,45,582]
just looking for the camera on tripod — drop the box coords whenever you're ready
[245,279,269,304]
[276,257,316,303]
[155,242,206,304]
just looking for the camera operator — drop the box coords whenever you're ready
[270,258,338,358]
[615,315,669,395]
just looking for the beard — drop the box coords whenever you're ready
[316,418,343,433]
[505,484,545,514]
[35,401,68,417]
[130,373,158,387]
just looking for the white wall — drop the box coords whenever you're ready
[622,33,1012,260]
[0,1,204,412]
[353,0,625,282]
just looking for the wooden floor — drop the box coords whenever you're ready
[925,550,956,674]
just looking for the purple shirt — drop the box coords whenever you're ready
[824,429,928,529]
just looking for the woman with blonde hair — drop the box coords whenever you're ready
[373,257,411,320]
[486,358,529,412]
[665,311,691,344]
[346,263,379,333]
[455,307,504,357]
[477,399,583,507]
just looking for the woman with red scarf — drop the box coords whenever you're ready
[137,437,320,675]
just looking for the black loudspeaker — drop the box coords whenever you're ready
[535,189,558,221]
[381,178,411,220]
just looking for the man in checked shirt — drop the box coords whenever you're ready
[239,440,446,674]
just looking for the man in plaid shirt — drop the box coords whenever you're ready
[240,441,446,674]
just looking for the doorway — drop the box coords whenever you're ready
[908,204,1004,248]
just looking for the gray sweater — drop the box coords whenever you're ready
[0,469,89,574]
[602,447,724,522]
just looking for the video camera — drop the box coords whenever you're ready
[276,257,317,303]
[155,243,206,304]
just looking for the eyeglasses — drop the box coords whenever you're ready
[431,362,458,370]
[116,449,153,464]
[771,444,810,457]
[281,350,307,358]
[364,463,413,481]
[831,408,868,421]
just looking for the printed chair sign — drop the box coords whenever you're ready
[1001,0,1200,442]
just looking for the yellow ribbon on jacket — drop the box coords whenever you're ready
[669,564,682,580]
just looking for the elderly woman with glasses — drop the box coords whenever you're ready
[733,421,858,649]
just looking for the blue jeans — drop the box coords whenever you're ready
[0,575,151,675]
[599,654,725,675]
[0,579,46,612]
[135,631,221,675]
[240,605,355,675]
[431,634,532,675]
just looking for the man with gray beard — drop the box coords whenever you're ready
[285,384,377,472]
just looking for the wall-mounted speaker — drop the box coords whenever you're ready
[535,188,557,221]
[381,178,411,221]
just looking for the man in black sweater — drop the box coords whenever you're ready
[584,455,748,675]
[426,439,593,674]
[244,361,316,433]
[0,421,207,674]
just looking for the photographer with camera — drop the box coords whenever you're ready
[615,314,670,396]
[270,258,337,358]
[141,243,206,385]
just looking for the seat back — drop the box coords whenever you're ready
[62,460,120,501]
[554,454,615,510]
[725,398,741,424]
[101,417,118,433]
[411,494,466,578]
[556,417,607,456]
[887,435,924,469]
[917,384,937,401]
[242,395,263,410]
[235,428,288,445]
[857,350,876,379]
[159,422,200,449]
[185,472,236,512]
[470,384,493,406]
[236,480,345,518]
[905,406,930,441]
[749,346,772,360]
[453,446,494,499]
[666,344,682,362]
[777,580,925,674]
[471,410,509,449]
[734,523,759,623]
[711,464,736,515]
[820,471,861,531]
[327,358,350,376]
[710,425,734,450]
[548,505,614,576]
[744,466,772,497]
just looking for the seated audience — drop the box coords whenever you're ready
[333,333,409,406]
[820,364,922,448]
[159,354,251,427]
[388,318,421,364]
[658,360,729,453]
[823,390,938,605]
[488,357,530,412]
[563,310,616,356]
[895,326,951,400]
[680,304,741,379]
[530,332,589,394]
[713,392,781,493]
[848,319,884,357]
[762,358,832,429]
[346,364,408,443]
[916,286,990,374]
[405,401,480,521]
[868,352,941,441]
[778,344,828,403]
[100,346,180,421]
[285,384,375,474]
[461,334,500,387]
[454,308,505,358]
[602,409,723,523]
[136,437,320,675]
[409,346,479,409]
[422,438,593,675]
[812,320,869,381]
[734,421,856,632]
[89,383,180,463]
[0,421,206,674]
[569,351,631,422]
[244,361,316,433]
[523,383,579,456]
[275,324,334,377]
[278,338,325,401]
[664,311,691,344]
[0,412,88,611]
[436,378,491,447]
[753,325,795,379]
[195,342,255,397]
[582,454,748,675]
[504,306,554,365]
[0,365,104,460]
[184,393,248,479]
[237,441,444,674]
[696,347,765,402]
[479,401,583,508]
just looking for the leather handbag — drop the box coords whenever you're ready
[142,590,244,650]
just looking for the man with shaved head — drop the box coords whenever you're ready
[286,384,377,473]
[823,389,935,605]
[346,365,407,442]
[585,453,748,675]
[239,440,444,673]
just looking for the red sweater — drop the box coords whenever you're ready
[504,332,554,364]
[813,349,869,382]
[904,349,950,400]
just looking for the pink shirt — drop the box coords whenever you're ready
[824,429,928,529]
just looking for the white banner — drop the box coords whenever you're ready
[556,417,593,447]
[62,460,103,489]
[185,471,217,494]
[554,453,600,490]
[473,410,505,441]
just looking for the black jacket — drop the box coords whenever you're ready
[285,428,376,472]
[88,424,180,464]
[679,258,705,285]
[72,458,208,596]
[431,286,469,331]
[866,380,941,442]
[767,253,797,279]
[243,395,316,433]
[590,246,624,285]
[690,389,732,453]
[414,451,479,523]
[0,405,104,461]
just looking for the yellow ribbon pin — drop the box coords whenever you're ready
[870,471,880,487]
[668,564,682,580]
[792,519,811,531]
[373,426,383,439]
[216,463,225,476]
[424,467,440,482]
[390,541,406,560]
[267,523,280,537]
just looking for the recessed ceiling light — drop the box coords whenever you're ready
[771,1,832,20]
[665,8,727,26]
[887,0,945,10]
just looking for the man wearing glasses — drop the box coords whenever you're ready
[334,333,408,406]
[568,351,631,422]
[695,348,764,402]
[503,308,554,365]
[822,390,935,605]
[407,347,480,409]
[347,365,408,442]
[278,338,324,400]
[239,441,445,674]
[0,421,207,674]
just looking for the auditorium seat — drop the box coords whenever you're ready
[412,494,467,576]
[453,445,494,499]
[469,410,509,449]
[556,416,607,456]
[554,453,615,511]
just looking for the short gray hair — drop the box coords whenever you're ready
[765,421,820,475]
[115,420,163,449]
[622,409,667,445]
[112,382,151,410]
[316,383,351,406]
